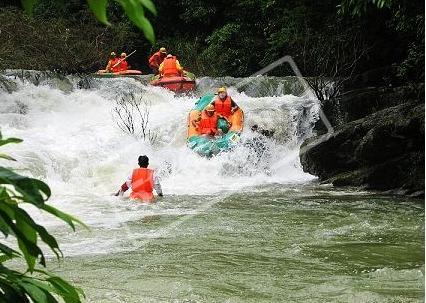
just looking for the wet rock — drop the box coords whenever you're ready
[300,99,424,196]
[0,75,18,93]
[315,84,424,131]
[3,70,74,93]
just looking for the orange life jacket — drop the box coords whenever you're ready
[162,56,180,77]
[110,58,121,73]
[214,96,232,118]
[130,168,154,201]
[199,111,218,135]
[149,52,166,68]
[117,59,128,72]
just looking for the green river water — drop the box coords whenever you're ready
[49,185,424,303]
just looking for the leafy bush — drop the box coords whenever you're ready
[0,132,86,302]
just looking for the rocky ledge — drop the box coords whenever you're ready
[300,86,424,197]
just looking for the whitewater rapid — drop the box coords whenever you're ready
[0,72,319,254]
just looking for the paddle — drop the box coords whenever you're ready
[112,50,137,68]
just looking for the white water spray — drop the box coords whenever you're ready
[0,72,319,254]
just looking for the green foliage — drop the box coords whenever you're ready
[20,0,156,43]
[0,132,86,302]
[3,0,423,85]
[338,0,393,16]
[0,8,139,72]
[201,23,263,76]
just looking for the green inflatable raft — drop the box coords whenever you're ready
[187,94,244,157]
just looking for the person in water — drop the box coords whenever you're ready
[104,52,119,73]
[192,104,219,137]
[158,54,183,78]
[213,87,239,120]
[115,155,163,201]
[148,47,167,74]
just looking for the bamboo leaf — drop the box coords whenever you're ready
[48,276,85,302]
[0,137,23,147]
[0,243,21,258]
[118,0,155,43]
[16,212,38,271]
[0,207,45,271]
[139,0,156,15]
[34,269,85,302]
[0,167,51,207]
[19,281,57,303]
[0,154,17,161]
[16,208,62,259]
[87,0,111,25]
[41,204,88,231]
[0,276,31,302]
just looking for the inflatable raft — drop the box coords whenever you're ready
[150,72,196,93]
[95,69,143,77]
[187,94,244,157]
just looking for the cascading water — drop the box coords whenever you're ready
[0,71,319,196]
[0,71,423,303]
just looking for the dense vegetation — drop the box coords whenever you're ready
[0,0,424,85]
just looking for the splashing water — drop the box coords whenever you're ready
[0,72,423,303]
[0,72,319,196]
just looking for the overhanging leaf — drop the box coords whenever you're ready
[0,137,23,147]
[87,0,111,25]
[0,167,51,207]
[118,0,155,43]
[0,208,45,271]
[19,281,57,303]
[41,204,88,231]
[139,0,156,15]
[0,153,17,161]
[16,208,62,259]
[0,243,21,258]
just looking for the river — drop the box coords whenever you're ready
[0,71,423,302]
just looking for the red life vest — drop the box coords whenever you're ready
[162,56,180,77]
[130,168,154,201]
[110,58,121,73]
[199,111,218,135]
[117,60,128,72]
[214,96,232,118]
[149,52,166,68]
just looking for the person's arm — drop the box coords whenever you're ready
[192,116,201,128]
[230,98,239,113]
[176,60,183,73]
[154,175,163,196]
[105,60,112,72]
[158,62,164,74]
[114,175,131,196]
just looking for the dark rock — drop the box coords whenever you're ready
[300,100,424,196]
[315,84,424,131]
[0,75,17,93]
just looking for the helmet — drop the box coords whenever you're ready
[110,52,116,56]
[120,52,126,57]
[217,87,227,93]
[206,104,215,112]
[166,54,172,58]
[160,47,167,53]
